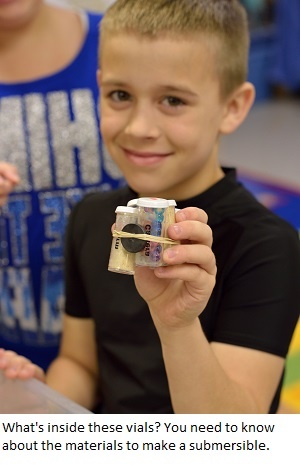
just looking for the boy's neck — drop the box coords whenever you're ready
[137,166,225,202]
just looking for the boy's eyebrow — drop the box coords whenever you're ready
[101,80,198,97]
[160,85,199,97]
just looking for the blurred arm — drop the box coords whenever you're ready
[46,314,99,410]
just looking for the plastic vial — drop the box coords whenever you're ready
[108,206,139,275]
[135,197,170,267]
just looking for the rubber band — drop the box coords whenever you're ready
[113,230,179,246]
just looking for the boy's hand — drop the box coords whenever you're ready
[134,207,216,331]
[0,349,45,383]
[0,163,20,206]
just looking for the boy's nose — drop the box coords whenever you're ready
[124,105,160,139]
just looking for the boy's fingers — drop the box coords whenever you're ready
[0,352,28,370]
[4,364,35,380]
[168,220,213,247]
[163,243,216,275]
[0,349,44,381]
[176,207,208,224]
[155,262,215,283]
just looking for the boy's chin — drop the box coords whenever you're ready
[125,179,155,197]
[125,173,171,198]
[128,186,157,197]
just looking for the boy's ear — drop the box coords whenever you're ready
[97,70,102,87]
[220,82,255,135]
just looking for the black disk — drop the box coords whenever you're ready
[121,223,146,253]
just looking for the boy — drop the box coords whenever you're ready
[1,0,300,414]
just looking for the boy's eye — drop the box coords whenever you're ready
[163,96,185,107]
[109,90,131,102]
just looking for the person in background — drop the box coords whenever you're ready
[0,0,124,371]
[1,0,299,414]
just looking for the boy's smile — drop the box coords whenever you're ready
[99,33,227,200]
[122,148,173,167]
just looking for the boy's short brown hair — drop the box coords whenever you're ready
[100,0,250,100]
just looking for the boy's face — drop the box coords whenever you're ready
[99,33,228,200]
[0,0,42,30]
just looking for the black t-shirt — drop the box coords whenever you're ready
[65,168,300,413]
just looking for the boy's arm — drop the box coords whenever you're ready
[134,207,285,413]
[159,320,284,413]
[46,314,99,411]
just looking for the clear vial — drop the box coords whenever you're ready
[108,206,139,275]
[135,197,169,267]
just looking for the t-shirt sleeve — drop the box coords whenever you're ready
[212,222,300,358]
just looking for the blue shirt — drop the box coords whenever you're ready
[0,11,124,370]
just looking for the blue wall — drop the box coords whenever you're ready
[248,27,276,102]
